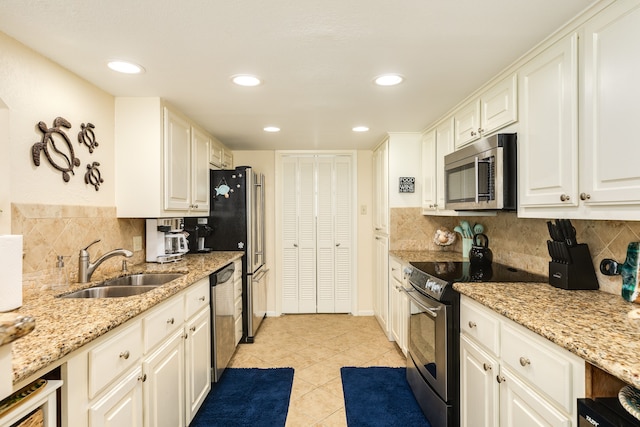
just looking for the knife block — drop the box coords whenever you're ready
[548,243,599,290]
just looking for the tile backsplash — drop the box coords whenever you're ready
[12,203,145,286]
[390,208,640,296]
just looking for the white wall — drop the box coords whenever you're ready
[0,32,115,210]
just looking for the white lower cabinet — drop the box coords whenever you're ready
[89,366,144,427]
[460,296,584,427]
[388,255,409,354]
[143,330,185,427]
[64,278,212,427]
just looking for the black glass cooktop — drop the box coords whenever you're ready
[409,261,548,284]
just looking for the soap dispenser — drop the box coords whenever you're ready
[51,255,69,291]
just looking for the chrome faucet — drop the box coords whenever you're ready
[78,239,133,283]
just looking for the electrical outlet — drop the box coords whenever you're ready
[133,236,142,252]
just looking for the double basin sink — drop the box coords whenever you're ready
[59,273,184,298]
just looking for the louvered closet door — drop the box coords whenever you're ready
[281,157,300,313]
[297,157,317,313]
[316,157,335,313]
[280,154,352,314]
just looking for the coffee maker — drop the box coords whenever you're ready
[183,217,213,253]
[145,218,189,263]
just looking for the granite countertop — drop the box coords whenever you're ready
[390,250,640,389]
[0,313,35,346]
[8,251,243,387]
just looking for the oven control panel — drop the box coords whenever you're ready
[407,266,449,301]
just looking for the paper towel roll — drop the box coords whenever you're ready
[0,235,23,312]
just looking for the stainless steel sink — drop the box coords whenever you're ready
[59,273,184,298]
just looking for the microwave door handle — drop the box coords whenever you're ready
[474,156,480,204]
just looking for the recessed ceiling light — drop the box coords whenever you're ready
[232,74,262,86]
[352,126,369,132]
[263,126,280,132]
[107,61,145,74]
[374,74,404,86]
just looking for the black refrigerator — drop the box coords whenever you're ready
[187,166,266,343]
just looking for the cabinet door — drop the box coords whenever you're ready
[164,108,192,211]
[185,308,211,424]
[373,235,389,336]
[316,157,336,313]
[389,258,402,345]
[89,367,144,427]
[421,130,437,212]
[190,127,210,213]
[455,100,481,149]
[373,140,389,233]
[519,33,579,208]
[436,119,454,209]
[143,330,185,427]
[499,367,570,427]
[209,139,223,168]
[481,74,518,136]
[580,0,640,206]
[222,149,233,169]
[460,335,499,427]
[297,157,317,313]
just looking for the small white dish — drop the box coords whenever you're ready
[619,385,640,421]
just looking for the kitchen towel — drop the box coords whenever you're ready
[0,235,23,312]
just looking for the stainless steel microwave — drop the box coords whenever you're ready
[443,133,517,210]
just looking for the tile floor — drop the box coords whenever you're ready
[228,314,407,426]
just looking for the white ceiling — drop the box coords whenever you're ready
[0,0,595,151]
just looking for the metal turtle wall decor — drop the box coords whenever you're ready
[78,122,99,153]
[31,117,81,182]
[84,161,104,191]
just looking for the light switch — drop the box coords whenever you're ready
[360,205,367,215]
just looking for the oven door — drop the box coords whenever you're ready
[405,288,451,402]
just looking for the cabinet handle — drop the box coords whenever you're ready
[138,374,147,382]
[336,243,341,247]
[580,192,591,201]
[119,350,130,360]
[468,321,477,329]
[198,296,206,301]
[519,357,531,367]
[483,363,492,372]
[190,326,196,332]
[478,128,484,134]
[293,243,298,247]
[470,131,476,136]
[496,375,506,384]
[560,194,570,202]
[183,332,189,340]
[167,318,175,325]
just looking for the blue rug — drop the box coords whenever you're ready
[341,367,431,426]
[191,368,294,427]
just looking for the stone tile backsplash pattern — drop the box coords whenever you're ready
[390,208,640,296]
[12,203,145,288]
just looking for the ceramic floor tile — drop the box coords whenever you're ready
[227,314,403,426]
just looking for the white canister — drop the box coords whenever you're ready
[0,235,23,312]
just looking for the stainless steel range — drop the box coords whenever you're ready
[403,261,547,427]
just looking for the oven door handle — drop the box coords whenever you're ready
[400,287,442,318]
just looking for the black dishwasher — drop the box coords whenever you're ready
[210,263,236,382]
[578,398,640,427]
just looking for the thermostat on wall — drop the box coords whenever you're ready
[399,177,415,193]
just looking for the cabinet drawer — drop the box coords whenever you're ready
[389,257,402,282]
[144,296,185,352]
[500,322,577,413]
[460,297,500,356]
[185,278,210,319]
[88,320,142,398]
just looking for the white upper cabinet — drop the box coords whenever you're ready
[421,129,437,212]
[580,0,640,208]
[209,137,233,170]
[519,0,640,219]
[115,98,212,218]
[454,74,518,149]
[518,33,579,209]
